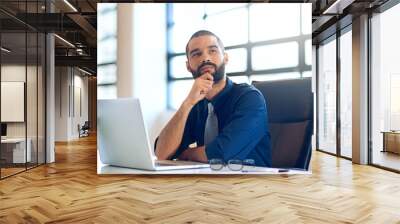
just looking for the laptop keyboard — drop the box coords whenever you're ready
[156,162,181,166]
[155,160,204,166]
[156,160,184,166]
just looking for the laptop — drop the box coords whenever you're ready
[97,98,210,171]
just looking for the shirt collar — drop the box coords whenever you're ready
[208,77,233,110]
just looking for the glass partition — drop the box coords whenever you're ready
[1,30,28,177]
[0,1,46,179]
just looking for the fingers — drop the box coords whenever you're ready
[198,82,212,94]
[199,72,213,82]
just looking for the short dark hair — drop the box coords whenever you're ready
[185,30,225,58]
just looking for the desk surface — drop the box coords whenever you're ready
[1,138,27,143]
[98,159,311,175]
[97,150,311,175]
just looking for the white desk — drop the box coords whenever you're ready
[97,155,311,175]
[98,164,311,175]
[1,138,31,163]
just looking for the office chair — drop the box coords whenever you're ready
[252,78,314,170]
[79,121,90,138]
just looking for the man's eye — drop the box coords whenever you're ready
[192,53,200,57]
[210,49,217,53]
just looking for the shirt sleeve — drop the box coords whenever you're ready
[154,107,196,160]
[205,90,268,161]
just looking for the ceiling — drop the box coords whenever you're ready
[1,0,98,74]
[0,0,394,75]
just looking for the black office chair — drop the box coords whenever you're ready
[252,78,314,170]
[79,121,90,138]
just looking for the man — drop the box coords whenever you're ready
[155,30,271,167]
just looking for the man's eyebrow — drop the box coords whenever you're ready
[189,45,219,56]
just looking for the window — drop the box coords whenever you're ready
[251,42,299,70]
[167,3,312,109]
[371,3,400,171]
[97,3,117,100]
[339,29,352,158]
[249,4,300,42]
[317,37,337,155]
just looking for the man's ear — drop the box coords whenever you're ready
[223,52,229,65]
[186,61,191,73]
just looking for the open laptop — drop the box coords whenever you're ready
[97,98,209,171]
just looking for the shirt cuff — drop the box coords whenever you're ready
[204,141,223,161]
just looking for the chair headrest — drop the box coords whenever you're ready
[252,78,313,123]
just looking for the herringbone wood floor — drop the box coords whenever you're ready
[1,135,400,223]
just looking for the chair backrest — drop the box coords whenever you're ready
[82,121,90,129]
[252,78,313,169]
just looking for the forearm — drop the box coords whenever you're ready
[178,146,208,163]
[155,101,193,160]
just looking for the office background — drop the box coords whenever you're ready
[97,3,313,151]
[1,1,399,178]
[1,1,400,222]
[0,0,97,179]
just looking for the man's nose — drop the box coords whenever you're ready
[201,58,211,64]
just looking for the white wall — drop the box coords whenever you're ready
[1,65,37,138]
[116,3,172,150]
[55,67,89,141]
[1,64,46,163]
[133,4,170,150]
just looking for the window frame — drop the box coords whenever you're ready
[166,3,311,110]
[97,4,117,98]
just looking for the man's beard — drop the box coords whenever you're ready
[190,62,225,84]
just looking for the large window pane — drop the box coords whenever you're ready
[250,72,300,82]
[167,3,310,110]
[98,64,117,85]
[225,48,247,73]
[318,38,337,154]
[98,3,117,13]
[249,4,300,42]
[252,42,299,70]
[98,38,116,64]
[171,55,191,78]
[391,74,400,129]
[303,71,312,77]
[171,20,204,54]
[305,39,312,66]
[98,10,117,41]
[171,4,205,54]
[340,30,352,158]
[205,7,248,47]
[229,75,249,84]
[97,85,117,100]
[371,4,400,171]
[301,4,312,35]
[98,3,117,105]
[173,4,204,23]
[205,3,247,15]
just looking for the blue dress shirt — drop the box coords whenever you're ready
[167,77,271,167]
